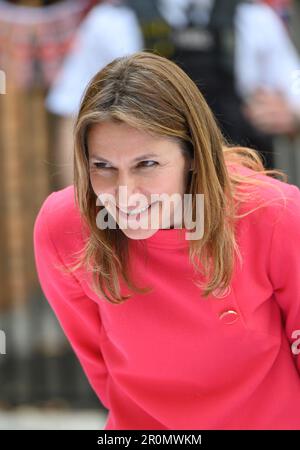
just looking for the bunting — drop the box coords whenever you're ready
[0,0,94,88]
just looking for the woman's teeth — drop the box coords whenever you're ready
[125,205,149,216]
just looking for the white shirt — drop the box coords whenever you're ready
[45,3,143,116]
[235,2,300,109]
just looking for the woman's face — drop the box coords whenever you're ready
[88,120,193,240]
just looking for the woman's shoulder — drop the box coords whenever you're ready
[34,185,88,256]
[35,184,79,222]
[229,162,300,200]
[229,163,300,235]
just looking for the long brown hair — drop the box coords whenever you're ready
[68,51,287,303]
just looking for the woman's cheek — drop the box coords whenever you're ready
[90,172,112,191]
[89,175,101,193]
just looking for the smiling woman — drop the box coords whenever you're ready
[71,50,284,302]
[87,120,194,239]
[33,51,300,430]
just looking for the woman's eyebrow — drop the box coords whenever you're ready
[89,153,159,163]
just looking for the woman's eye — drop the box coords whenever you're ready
[92,161,158,170]
[138,161,158,168]
[93,162,112,169]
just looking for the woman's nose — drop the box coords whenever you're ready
[115,173,138,205]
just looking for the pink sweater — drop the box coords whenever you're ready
[33,165,300,430]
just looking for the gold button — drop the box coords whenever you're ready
[219,309,239,324]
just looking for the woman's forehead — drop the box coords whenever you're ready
[87,121,181,160]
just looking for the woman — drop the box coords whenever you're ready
[33,51,300,430]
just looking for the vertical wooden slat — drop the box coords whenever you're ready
[0,79,50,311]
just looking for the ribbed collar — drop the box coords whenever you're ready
[131,227,191,249]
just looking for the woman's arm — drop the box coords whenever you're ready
[33,195,110,410]
[268,184,300,375]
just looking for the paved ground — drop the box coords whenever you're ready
[0,408,108,430]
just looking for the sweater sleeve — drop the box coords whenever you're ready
[33,195,110,409]
[268,184,300,375]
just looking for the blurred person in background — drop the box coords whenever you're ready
[136,0,300,169]
[46,0,300,188]
[237,0,300,156]
[45,0,144,187]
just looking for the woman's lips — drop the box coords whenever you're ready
[117,203,153,218]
